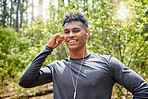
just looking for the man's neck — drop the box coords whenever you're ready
[69,47,89,59]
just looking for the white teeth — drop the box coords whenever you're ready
[69,40,76,43]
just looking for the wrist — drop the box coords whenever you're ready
[46,45,53,51]
[47,43,54,49]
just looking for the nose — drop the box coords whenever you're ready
[69,31,75,38]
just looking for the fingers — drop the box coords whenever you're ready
[54,33,64,40]
[53,33,64,45]
[48,33,64,49]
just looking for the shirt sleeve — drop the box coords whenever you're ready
[109,56,148,99]
[19,45,53,88]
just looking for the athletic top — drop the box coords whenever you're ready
[19,45,148,99]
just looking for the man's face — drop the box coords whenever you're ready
[64,21,88,51]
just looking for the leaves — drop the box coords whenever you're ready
[0,26,30,86]
[0,0,147,97]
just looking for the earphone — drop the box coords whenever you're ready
[86,33,88,36]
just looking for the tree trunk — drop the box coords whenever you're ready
[32,0,34,21]
[38,0,43,19]
[15,0,20,32]
[26,0,29,23]
[2,0,7,27]
[10,0,13,27]
[20,0,24,28]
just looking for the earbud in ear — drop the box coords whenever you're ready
[86,29,90,38]
[86,33,88,37]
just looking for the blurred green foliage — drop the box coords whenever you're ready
[0,0,147,98]
[0,26,30,86]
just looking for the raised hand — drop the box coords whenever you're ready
[47,33,64,49]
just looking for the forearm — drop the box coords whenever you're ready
[132,80,148,99]
[19,45,53,88]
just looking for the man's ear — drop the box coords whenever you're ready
[86,29,90,38]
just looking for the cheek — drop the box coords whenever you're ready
[78,34,86,40]
[63,35,68,44]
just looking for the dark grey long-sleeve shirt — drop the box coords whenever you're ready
[19,45,148,99]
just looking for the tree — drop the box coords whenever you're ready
[15,0,20,32]
[32,0,34,21]
[0,0,147,98]
[20,0,24,28]
[10,0,13,27]
[2,0,7,27]
[38,0,43,19]
[0,26,30,86]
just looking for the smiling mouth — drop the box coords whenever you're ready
[68,39,78,44]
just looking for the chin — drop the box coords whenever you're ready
[68,46,79,51]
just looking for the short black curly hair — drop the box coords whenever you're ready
[62,12,88,28]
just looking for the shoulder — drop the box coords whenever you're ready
[90,52,112,59]
[90,53,123,68]
[90,52,112,64]
[49,59,68,68]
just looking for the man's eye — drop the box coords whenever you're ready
[64,31,70,34]
[73,30,80,33]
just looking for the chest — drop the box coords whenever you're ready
[53,61,113,88]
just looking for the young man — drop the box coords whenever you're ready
[19,12,148,99]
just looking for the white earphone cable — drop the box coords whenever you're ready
[69,47,85,99]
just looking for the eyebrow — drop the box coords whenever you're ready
[64,27,80,31]
[64,29,69,31]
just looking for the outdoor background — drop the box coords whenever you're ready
[0,0,148,98]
